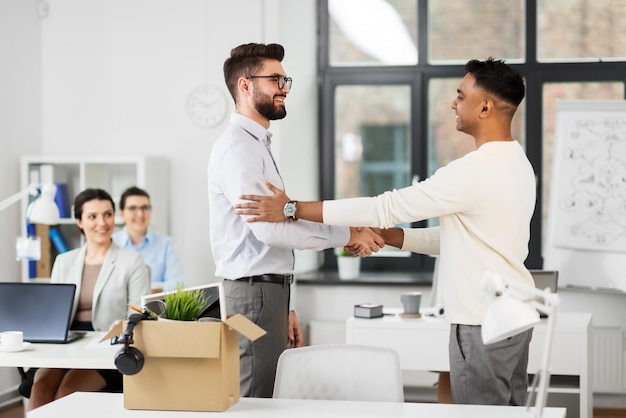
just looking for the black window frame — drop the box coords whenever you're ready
[318,0,626,274]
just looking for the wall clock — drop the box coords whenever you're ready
[186,84,228,128]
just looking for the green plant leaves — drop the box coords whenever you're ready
[163,285,209,321]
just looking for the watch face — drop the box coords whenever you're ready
[284,202,297,217]
[186,85,228,128]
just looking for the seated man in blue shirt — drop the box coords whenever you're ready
[112,186,185,291]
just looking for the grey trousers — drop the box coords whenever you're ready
[449,324,533,405]
[223,279,290,398]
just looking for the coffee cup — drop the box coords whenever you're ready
[0,331,23,349]
[401,292,422,314]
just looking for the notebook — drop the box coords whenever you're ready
[0,282,86,343]
[141,282,227,322]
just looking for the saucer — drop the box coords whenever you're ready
[0,342,31,353]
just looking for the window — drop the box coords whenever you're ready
[328,0,418,66]
[334,85,411,199]
[319,0,626,273]
[428,0,525,64]
[537,0,626,62]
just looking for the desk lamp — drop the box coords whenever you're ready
[481,271,560,418]
[0,182,60,224]
[1,181,61,261]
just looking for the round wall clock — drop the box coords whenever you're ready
[186,84,228,128]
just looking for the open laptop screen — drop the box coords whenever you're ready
[0,282,82,343]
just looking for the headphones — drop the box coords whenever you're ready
[114,312,156,375]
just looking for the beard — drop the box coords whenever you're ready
[254,91,287,120]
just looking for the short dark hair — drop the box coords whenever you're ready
[465,57,525,108]
[74,188,115,220]
[119,186,150,210]
[223,43,285,103]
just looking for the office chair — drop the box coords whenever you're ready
[273,344,404,402]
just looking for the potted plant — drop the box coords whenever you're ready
[336,248,361,280]
[163,285,208,321]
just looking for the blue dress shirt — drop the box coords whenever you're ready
[112,227,185,291]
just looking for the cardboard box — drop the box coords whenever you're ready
[102,314,265,412]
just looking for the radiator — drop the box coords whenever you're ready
[592,327,624,393]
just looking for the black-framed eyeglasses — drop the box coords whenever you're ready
[125,205,151,213]
[247,75,293,90]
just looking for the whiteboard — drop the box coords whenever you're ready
[544,99,626,292]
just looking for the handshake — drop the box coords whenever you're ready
[344,227,384,257]
[343,227,402,258]
[233,181,404,257]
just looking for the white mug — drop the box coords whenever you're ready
[0,331,23,349]
[401,292,422,314]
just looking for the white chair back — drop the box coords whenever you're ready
[273,344,404,402]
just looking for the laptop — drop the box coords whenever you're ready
[141,282,227,322]
[0,282,86,343]
[529,270,559,318]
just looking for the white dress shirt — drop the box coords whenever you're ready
[208,113,349,279]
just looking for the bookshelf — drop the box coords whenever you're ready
[20,155,169,282]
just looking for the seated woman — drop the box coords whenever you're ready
[112,186,185,292]
[29,188,150,411]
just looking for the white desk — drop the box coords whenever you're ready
[0,332,117,369]
[27,392,567,418]
[346,312,591,418]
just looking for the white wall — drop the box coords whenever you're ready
[37,0,320,287]
[0,0,43,401]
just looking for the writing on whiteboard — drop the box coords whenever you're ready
[553,116,626,252]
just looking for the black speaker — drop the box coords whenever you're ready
[114,312,155,375]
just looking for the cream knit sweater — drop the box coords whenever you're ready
[323,141,536,324]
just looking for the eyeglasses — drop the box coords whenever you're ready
[247,75,292,90]
[125,205,151,213]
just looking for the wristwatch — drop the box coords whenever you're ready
[283,201,298,221]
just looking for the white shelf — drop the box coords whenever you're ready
[19,155,169,282]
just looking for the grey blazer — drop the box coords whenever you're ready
[50,242,150,331]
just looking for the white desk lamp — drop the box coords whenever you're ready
[481,270,560,418]
[0,182,60,225]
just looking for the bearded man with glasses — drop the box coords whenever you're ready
[207,43,384,398]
